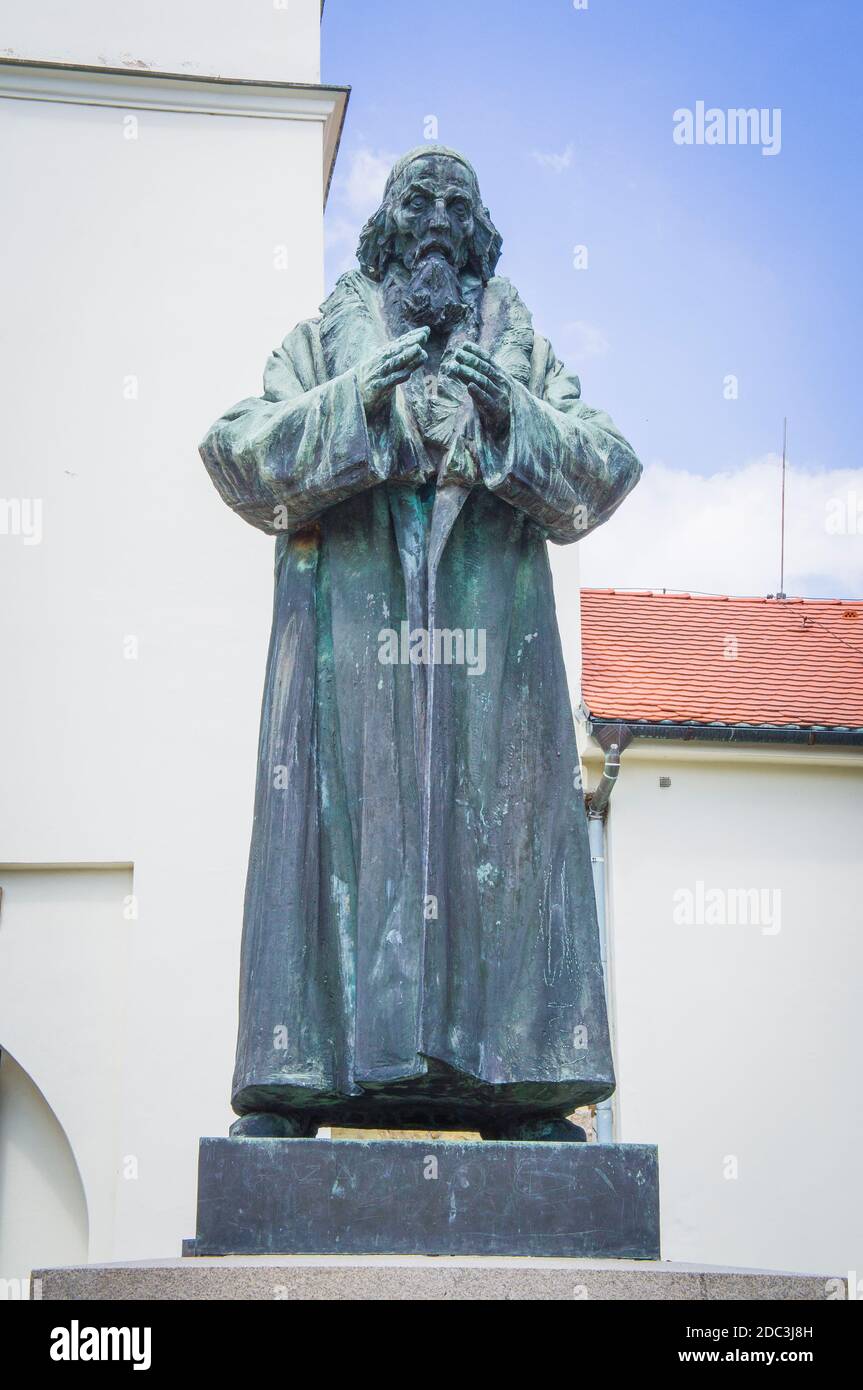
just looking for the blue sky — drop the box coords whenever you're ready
[322,0,863,598]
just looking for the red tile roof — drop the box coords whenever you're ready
[580,590,863,729]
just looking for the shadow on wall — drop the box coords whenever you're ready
[0,1048,89,1289]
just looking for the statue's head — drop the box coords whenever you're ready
[357,146,502,286]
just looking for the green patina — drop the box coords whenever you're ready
[200,147,641,1140]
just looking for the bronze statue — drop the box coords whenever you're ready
[201,146,641,1141]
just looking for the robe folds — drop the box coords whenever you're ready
[201,271,641,1125]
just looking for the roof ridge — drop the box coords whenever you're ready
[580,589,863,606]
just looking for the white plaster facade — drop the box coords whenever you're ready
[0,0,344,1280]
[581,734,863,1278]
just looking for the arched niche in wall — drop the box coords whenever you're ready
[0,1047,89,1285]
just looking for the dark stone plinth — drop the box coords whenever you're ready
[190,1137,660,1259]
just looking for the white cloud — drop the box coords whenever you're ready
[578,458,863,600]
[530,144,574,174]
[325,146,398,276]
[340,147,396,215]
[557,320,610,362]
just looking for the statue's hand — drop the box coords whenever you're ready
[447,342,512,439]
[356,328,430,418]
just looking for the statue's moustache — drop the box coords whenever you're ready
[413,236,455,266]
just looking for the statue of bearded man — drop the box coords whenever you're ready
[201,146,641,1141]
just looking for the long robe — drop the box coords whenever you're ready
[200,270,641,1126]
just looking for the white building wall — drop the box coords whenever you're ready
[0,1,330,1268]
[0,0,322,85]
[549,547,583,710]
[585,738,863,1276]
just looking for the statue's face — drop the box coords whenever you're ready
[390,155,477,273]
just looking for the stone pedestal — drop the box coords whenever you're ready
[32,1258,841,1301]
[188,1136,660,1259]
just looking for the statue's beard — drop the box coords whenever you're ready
[402,251,466,332]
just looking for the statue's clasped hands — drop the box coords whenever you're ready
[446,342,512,438]
[356,327,430,417]
[356,330,512,440]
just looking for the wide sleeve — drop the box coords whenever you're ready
[479,342,642,544]
[199,320,380,536]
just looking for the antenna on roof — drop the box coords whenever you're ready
[777,417,787,599]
